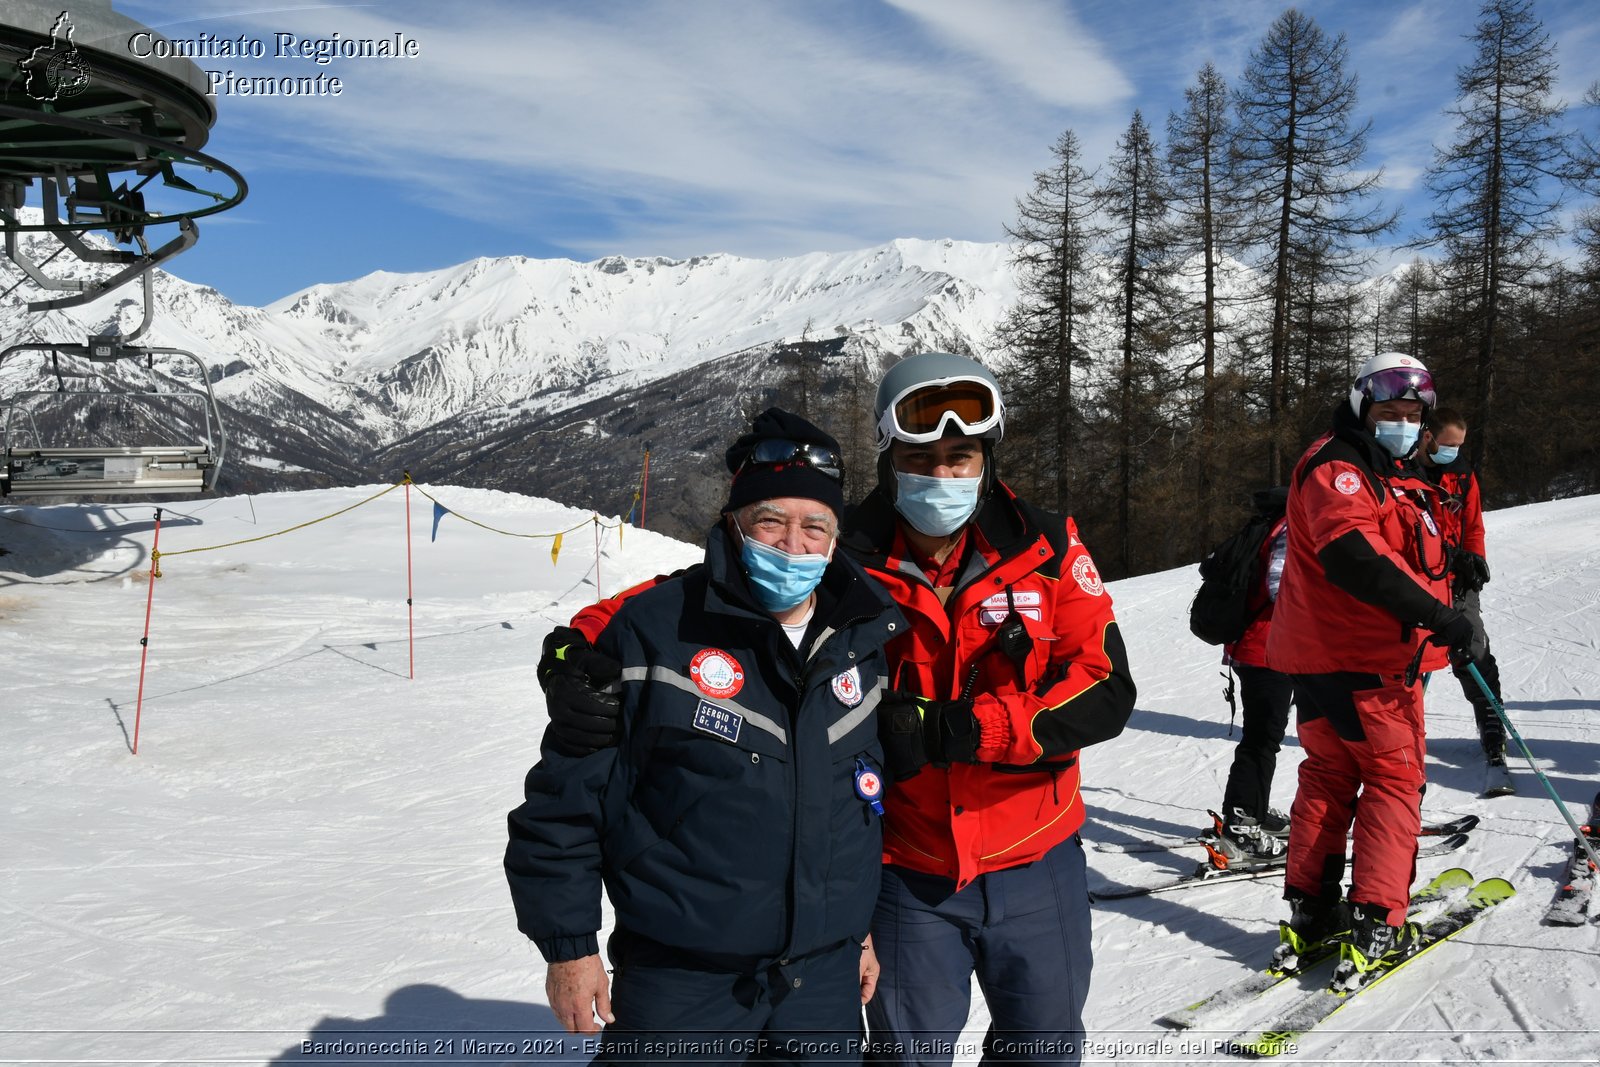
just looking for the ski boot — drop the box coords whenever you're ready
[1269,894,1349,976]
[1329,901,1424,992]
[1260,808,1291,838]
[1481,726,1507,763]
[1202,808,1288,870]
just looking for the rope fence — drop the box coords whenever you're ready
[115,466,651,755]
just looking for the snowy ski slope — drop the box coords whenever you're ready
[3,487,1597,1064]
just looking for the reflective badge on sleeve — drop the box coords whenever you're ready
[854,759,885,816]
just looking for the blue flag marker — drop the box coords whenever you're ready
[430,501,450,542]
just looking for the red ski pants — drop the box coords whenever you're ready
[1287,673,1426,925]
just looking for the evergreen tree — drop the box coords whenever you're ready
[1097,110,1187,575]
[1232,8,1396,482]
[992,129,1101,513]
[1421,0,1568,475]
[1166,62,1239,549]
[1373,259,1440,360]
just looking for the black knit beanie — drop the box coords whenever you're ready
[723,408,844,516]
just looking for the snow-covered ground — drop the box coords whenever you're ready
[3,487,1598,1064]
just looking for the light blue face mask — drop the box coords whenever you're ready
[1431,444,1460,465]
[739,535,830,613]
[894,471,982,536]
[1373,420,1420,458]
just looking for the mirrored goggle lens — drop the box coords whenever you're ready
[892,380,998,436]
[742,439,844,482]
[1362,367,1436,407]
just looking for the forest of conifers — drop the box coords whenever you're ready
[794,1,1600,580]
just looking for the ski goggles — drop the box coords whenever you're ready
[736,438,844,482]
[877,377,1004,446]
[1357,366,1437,408]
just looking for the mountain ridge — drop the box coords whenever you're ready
[1,231,1016,536]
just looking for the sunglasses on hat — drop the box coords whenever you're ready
[736,438,844,482]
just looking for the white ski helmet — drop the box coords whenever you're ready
[874,352,1006,453]
[1349,352,1436,420]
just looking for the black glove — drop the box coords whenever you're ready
[537,626,623,757]
[1453,551,1491,592]
[878,693,980,781]
[1425,604,1488,664]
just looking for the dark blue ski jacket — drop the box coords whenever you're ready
[505,525,903,968]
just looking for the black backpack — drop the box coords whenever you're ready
[1188,488,1289,646]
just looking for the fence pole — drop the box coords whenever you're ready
[640,446,651,530]
[131,507,164,755]
[404,474,415,679]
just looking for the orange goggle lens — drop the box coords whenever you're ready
[892,380,998,437]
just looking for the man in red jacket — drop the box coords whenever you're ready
[539,353,1136,1064]
[1265,352,1485,992]
[851,353,1134,1065]
[1419,408,1506,769]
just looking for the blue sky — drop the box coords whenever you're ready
[99,0,1600,307]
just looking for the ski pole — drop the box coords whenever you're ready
[1464,660,1600,873]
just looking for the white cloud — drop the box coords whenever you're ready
[131,1,1087,258]
[112,0,1600,279]
[881,0,1133,108]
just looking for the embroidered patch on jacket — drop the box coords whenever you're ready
[1335,471,1363,496]
[979,607,1043,625]
[692,699,743,743]
[689,647,745,698]
[978,589,1043,626]
[1072,554,1104,597]
[831,666,864,707]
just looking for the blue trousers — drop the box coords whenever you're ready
[596,933,865,1064]
[864,838,1091,1066]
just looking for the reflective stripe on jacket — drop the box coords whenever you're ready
[505,526,903,966]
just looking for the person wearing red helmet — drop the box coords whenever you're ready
[1266,352,1486,992]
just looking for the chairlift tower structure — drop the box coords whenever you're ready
[0,0,247,497]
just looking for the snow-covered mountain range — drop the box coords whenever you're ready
[267,239,1017,438]
[0,229,1018,533]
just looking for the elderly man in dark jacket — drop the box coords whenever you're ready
[505,409,903,1062]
